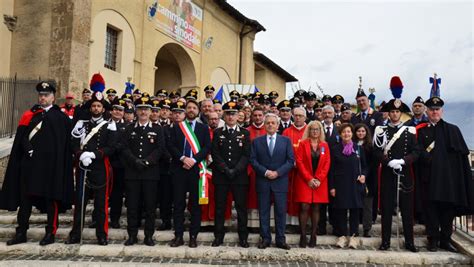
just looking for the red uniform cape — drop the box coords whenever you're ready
[200,127,232,222]
[282,124,307,216]
[246,123,266,209]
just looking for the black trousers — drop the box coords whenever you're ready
[318,199,336,233]
[70,170,109,239]
[334,208,360,236]
[214,184,248,240]
[158,173,173,224]
[17,175,59,235]
[125,179,158,237]
[425,201,455,244]
[172,167,201,238]
[109,167,125,222]
[380,174,414,244]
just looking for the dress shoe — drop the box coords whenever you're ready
[124,236,138,246]
[258,240,271,249]
[308,235,317,248]
[405,243,419,253]
[158,222,172,231]
[144,236,155,246]
[110,220,120,229]
[379,242,390,251]
[211,238,223,247]
[239,239,249,248]
[6,233,27,246]
[439,242,457,252]
[363,230,371,237]
[189,236,198,248]
[299,235,307,248]
[39,233,55,246]
[427,239,438,252]
[88,221,97,228]
[336,236,347,248]
[276,242,291,250]
[170,236,184,247]
[65,235,80,245]
[97,237,108,246]
[348,236,360,249]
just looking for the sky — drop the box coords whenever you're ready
[228,0,473,104]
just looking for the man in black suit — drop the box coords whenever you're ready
[120,97,164,246]
[167,99,211,248]
[277,100,293,134]
[304,92,318,122]
[211,102,251,248]
[318,105,339,235]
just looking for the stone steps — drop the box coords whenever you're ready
[0,242,470,265]
[0,227,429,247]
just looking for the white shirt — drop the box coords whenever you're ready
[225,125,237,132]
[42,105,53,112]
[322,122,334,136]
[266,133,277,147]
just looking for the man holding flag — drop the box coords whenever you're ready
[167,99,211,248]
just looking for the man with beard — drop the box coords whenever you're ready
[282,107,307,227]
[246,107,267,230]
[373,97,419,252]
[168,99,211,248]
[121,97,164,246]
[204,85,215,100]
[417,97,474,252]
[66,91,117,246]
[335,103,354,126]
[1,82,73,246]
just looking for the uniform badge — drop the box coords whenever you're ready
[321,146,325,155]
[370,119,375,126]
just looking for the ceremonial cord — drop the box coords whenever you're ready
[393,167,414,193]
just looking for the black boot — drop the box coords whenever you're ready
[427,237,438,252]
[97,237,108,246]
[405,243,419,253]
[144,236,155,246]
[65,234,80,245]
[379,241,390,250]
[6,232,27,246]
[170,236,184,247]
[110,220,120,229]
[39,233,55,246]
[439,241,457,252]
[211,238,223,247]
[124,236,138,246]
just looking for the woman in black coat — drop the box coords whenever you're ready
[329,123,367,249]
[353,123,377,237]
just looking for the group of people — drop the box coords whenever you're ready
[1,75,472,254]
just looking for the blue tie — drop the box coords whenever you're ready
[269,136,275,156]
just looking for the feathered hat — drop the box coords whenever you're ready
[389,76,403,99]
[90,73,105,93]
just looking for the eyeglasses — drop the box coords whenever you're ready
[309,128,321,132]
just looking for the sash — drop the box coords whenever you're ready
[28,121,43,141]
[80,121,108,150]
[383,126,407,156]
[178,121,212,205]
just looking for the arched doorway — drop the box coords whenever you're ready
[154,43,196,95]
[209,67,231,90]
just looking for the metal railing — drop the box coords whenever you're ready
[0,76,53,138]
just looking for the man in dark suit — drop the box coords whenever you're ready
[304,92,318,122]
[211,102,251,248]
[319,105,339,235]
[167,99,211,248]
[250,113,295,250]
[352,88,384,135]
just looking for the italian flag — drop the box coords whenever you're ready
[178,121,212,205]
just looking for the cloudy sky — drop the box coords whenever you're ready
[229,0,473,104]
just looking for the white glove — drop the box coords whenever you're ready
[393,164,403,170]
[81,157,92,167]
[79,152,96,161]
[388,159,405,168]
[387,159,397,168]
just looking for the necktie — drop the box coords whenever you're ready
[269,136,275,156]
[229,128,234,135]
[326,127,330,137]
[284,122,288,128]
[362,112,367,120]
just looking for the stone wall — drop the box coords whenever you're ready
[0,155,9,186]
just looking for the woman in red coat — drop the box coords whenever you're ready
[295,121,331,248]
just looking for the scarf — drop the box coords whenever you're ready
[342,141,354,156]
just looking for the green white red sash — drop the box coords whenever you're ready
[178,121,212,205]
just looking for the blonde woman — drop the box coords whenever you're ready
[294,121,331,247]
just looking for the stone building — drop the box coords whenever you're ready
[1,0,297,100]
